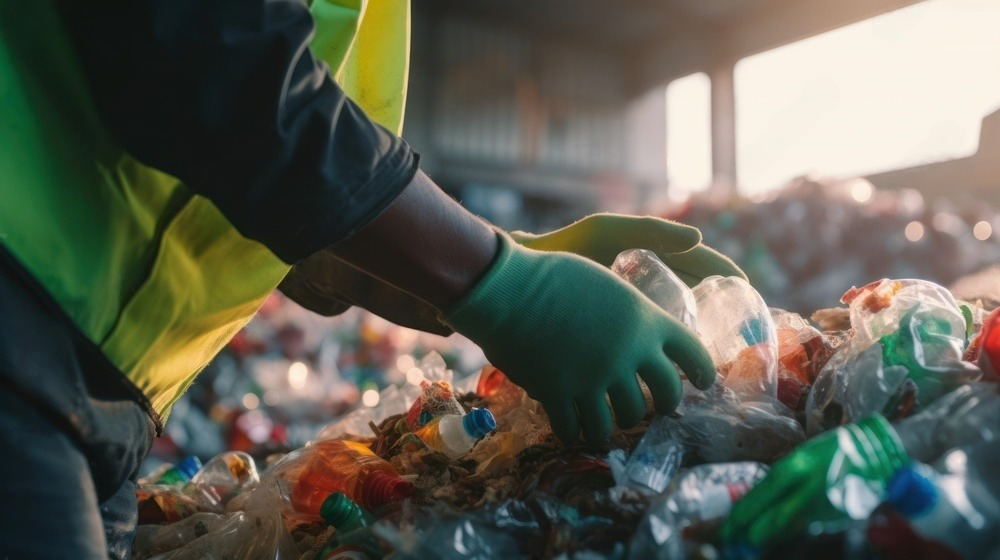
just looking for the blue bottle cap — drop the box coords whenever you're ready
[418,410,433,426]
[462,408,497,439]
[886,466,938,517]
[176,456,203,480]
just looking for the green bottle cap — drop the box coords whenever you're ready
[320,492,368,532]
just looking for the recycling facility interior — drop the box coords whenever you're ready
[134,1,1000,557]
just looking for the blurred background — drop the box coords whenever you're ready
[144,0,1000,472]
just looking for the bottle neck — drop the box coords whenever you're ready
[359,471,413,509]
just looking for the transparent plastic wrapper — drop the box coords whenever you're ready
[894,382,1000,463]
[317,384,421,441]
[469,366,552,476]
[612,249,697,330]
[807,279,982,435]
[136,510,299,560]
[404,352,464,430]
[184,451,259,513]
[620,415,692,494]
[692,276,778,400]
[629,462,769,560]
[385,515,522,560]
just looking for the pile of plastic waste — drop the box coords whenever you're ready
[131,249,999,559]
[673,176,1000,313]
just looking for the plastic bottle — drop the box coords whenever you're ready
[894,382,1000,463]
[882,454,1000,558]
[289,440,413,516]
[185,451,259,512]
[612,248,698,330]
[156,456,203,485]
[692,276,778,400]
[415,408,496,458]
[622,415,690,494]
[977,307,1000,380]
[318,492,371,532]
[629,462,769,560]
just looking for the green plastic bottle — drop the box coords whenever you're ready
[720,414,909,552]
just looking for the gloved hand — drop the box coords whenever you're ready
[510,213,747,287]
[281,213,744,337]
[443,233,717,446]
[719,414,909,551]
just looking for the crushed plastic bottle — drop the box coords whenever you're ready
[469,366,552,476]
[675,385,805,464]
[621,415,691,494]
[612,249,698,330]
[877,445,1000,558]
[692,276,778,400]
[156,456,203,486]
[770,308,832,388]
[184,451,259,513]
[894,382,1000,463]
[629,462,769,560]
[133,510,299,559]
[281,440,413,517]
[405,379,465,431]
[415,408,496,458]
[807,279,982,434]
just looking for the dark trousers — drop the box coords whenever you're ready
[0,249,156,559]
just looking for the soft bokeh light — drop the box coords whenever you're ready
[362,389,380,408]
[849,179,874,203]
[242,392,260,410]
[974,220,993,240]
[288,361,308,389]
[263,390,280,407]
[905,221,925,242]
[406,367,425,385]
[736,0,1000,193]
[396,355,417,372]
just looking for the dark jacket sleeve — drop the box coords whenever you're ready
[56,0,418,264]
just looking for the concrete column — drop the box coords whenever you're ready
[710,61,737,192]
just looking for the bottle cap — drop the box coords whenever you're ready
[320,492,367,531]
[361,471,414,509]
[462,408,497,439]
[886,466,938,517]
[175,456,203,480]
[418,410,433,426]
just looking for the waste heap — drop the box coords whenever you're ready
[131,249,1000,559]
[674,176,1000,313]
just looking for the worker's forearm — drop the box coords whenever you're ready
[331,170,499,309]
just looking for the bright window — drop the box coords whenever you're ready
[735,0,1000,193]
[666,72,713,193]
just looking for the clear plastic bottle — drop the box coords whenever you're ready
[185,451,259,512]
[622,415,690,494]
[288,440,413,515]
[414,408,496,458]
[630,462,769,560]
[882,451,1000,558]
[612,248,698,330]
[155,456,203,485]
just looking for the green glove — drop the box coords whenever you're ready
[719,414,909,550]
[510,213,747,287]
[443,233,716,446]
